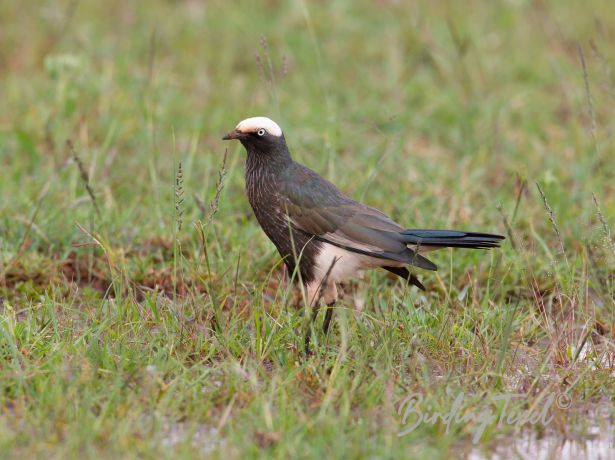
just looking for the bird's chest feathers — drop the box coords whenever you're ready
[246,169,272,206]
[244,168,289,240]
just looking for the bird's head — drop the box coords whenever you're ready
[222,116,286,153]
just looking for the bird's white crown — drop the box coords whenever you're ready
[235,116,283,137]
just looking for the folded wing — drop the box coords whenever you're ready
[278,165,438,271]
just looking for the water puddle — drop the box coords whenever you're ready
[470,428,614,459]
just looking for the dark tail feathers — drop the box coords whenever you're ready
[383,266,425,290]
[401,229,505,249]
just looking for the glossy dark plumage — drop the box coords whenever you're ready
[223,116,505,302]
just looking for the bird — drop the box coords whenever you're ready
[222,116,504,352]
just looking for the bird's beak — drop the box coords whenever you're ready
[222,129,241,141]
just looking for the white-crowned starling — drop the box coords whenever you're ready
[223,116,504,352]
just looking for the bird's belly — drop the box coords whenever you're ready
[313,242,394,284]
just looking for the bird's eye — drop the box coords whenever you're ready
[257,128,266,137]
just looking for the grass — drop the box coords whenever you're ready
[1,0,614,458]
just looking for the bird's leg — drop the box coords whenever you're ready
[321,280,338,336]
[322,301,335,335]
[303,303,321,355]
[303,260,338,355]
[303,281,322,355]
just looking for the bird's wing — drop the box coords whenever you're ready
[278,165,437,270]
